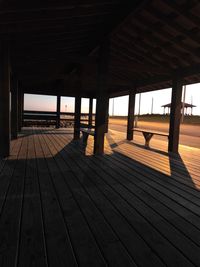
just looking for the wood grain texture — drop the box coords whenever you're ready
[0,127,199,266]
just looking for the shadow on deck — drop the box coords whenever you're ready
[0,128,200,266]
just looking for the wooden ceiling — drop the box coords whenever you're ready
[1,0,200,97]
[109,0,200,95]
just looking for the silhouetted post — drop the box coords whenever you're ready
[127,90,136,140]
[181,85,186,123]
[21,91,24,128]
[0,40,10,157]
[18,88,22,132]
[11,76,18,139]
[94,39,110,155]
[94,94,109,154]
[56,95,61,128]
[88,98,93,127]
[168,77,183,153]
[74,96,81,140]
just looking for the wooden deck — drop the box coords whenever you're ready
[0,128,200,267]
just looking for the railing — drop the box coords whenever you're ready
[23,110,95,127]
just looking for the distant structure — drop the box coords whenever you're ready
[162,102,196,115]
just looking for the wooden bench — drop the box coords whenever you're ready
[133,128,169,148]
[80,128,95,145]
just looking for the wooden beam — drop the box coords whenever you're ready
[146,4,200,46]
[168,77,183,153]
[111,0,149,37]
[94,39,110,155]
[18,90,21,132]
[11,76,18,139]
[56,95,61,128]
[127,90,136,140]
[74,96,81,140]
[88,98,93,127]
[18,88,24,132]
[0,2,124,14]
[21,91,24,127]
[94,94,109,154]
[124,12,198,63]
[0,40,10,157]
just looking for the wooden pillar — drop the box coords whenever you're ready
[88,98,93,127]
[17,87,24,131]
[0,40,10,158]
[94,39,110,155]
[127,90,136,140]
[21,92,24,127]
[18,89,22,132]
[74,96,81,140]
[11,76,18,139]
[56,95,61,128]
[94,94,109,154]
[168,77,183,153]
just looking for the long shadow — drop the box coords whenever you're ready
[106,131,197,190]
[168,152,197,189]
[0,128,199,267]
[15,129,199,192]
[106,131,169,156]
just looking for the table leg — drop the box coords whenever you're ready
[82,132,89,145]
[143,132,154,147]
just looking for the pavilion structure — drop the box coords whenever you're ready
[162,102,196,115]
[1,0,200,158]
[1,2,200,266]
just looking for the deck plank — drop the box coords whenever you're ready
[43,131,138,267]
[53,131,198,266]
[0,134,27,266]
[17,132,48,267]
[1,127,200,267]
[34,130,78,267]
[38,131,108,267]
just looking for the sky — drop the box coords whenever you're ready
[24,83,200,115]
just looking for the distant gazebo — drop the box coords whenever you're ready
[162,102,196,115]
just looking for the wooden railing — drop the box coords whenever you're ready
[23,110,95,127]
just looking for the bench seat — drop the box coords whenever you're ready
[80,128,95,144]
[133,128,169,147]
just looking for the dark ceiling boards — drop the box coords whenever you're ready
[1,0,200,97]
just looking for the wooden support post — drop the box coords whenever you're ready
[18,89,22,132]
[21,92,24,127]
[168,77,183,153]
[94,39,110,155]
[18,88,24,131]
[94,94,109,154]
[0,40,10,158]
[74,96,81,140]
[127,90,136,140]
[11,76,18,139]
[56,95,61,128]
[88,98,93,127]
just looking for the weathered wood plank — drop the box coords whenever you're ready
[49,131,167,267]
[17,131,48,267]
[38,131,107,267]
[55,132,197,266]
[34,131,78,267]
[44,131,137,267]
[1,127,200,267]
[0,133,27,266]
